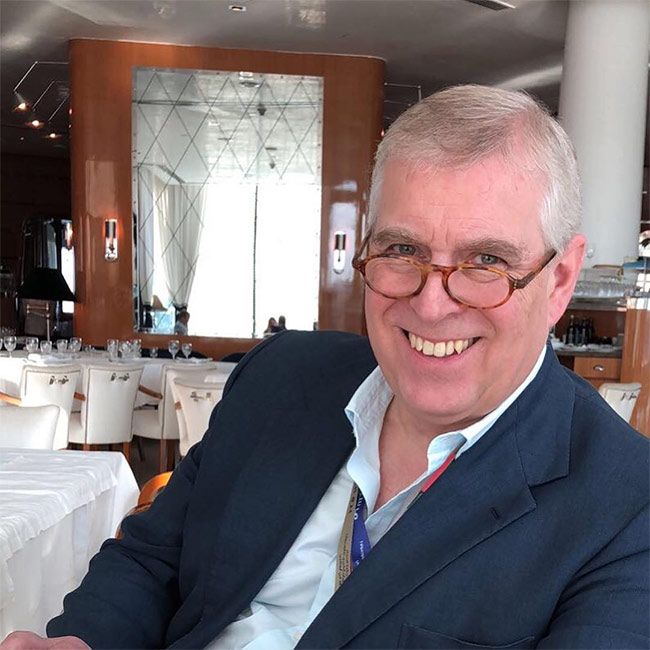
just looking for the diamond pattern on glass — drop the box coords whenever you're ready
[133,68,323,336]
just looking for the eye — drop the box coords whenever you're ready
[387,243,417,256]
[471,253,506,267]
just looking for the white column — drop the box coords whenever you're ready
[558,0,649,267]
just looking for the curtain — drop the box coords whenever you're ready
[157,183,207,308]
[136,167,156,306]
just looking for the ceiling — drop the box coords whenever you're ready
[0,0,571,159]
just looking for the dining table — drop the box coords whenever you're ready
[0,448,139,638]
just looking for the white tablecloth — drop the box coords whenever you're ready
[0,449,139,637]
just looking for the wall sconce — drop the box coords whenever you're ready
[333,231,346,274]
[104,219,118,261]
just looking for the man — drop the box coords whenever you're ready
[174,310,190,336]
[5,85,648,649]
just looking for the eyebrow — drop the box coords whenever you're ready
[370,228,430,252]
[457,238,529,263]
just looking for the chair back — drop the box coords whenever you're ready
[79,363,144,444]
[0,404,60,449]
[598,382,642,423]
[172,379,225,456]
[159,362,218,440]
[19,364,82,449]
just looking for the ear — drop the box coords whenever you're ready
[547,234,586,328]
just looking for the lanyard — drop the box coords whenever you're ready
[335,445,460,590]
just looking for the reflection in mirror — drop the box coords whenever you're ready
[132,67,323,338]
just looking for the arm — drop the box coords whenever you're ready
[537,503,649,649]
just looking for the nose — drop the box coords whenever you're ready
[408,268,465,321]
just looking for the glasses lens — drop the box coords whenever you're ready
[448,267,510,308]
[365,257,421,297]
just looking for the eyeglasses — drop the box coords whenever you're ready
[352,235,557,309]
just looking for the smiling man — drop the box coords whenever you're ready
[5,86,648,650]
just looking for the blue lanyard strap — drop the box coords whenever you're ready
[335,444,461,590]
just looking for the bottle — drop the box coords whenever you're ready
[565,315,576,345]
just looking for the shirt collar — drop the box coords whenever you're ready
[345,344,547,462]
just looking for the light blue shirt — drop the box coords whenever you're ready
[210,345,547,649]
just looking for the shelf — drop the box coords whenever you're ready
[567,300,626,312]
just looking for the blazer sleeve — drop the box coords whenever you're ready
[536,503,649,649]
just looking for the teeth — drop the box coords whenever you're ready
[408,333,474,358]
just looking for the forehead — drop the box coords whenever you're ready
[374,157,546,250]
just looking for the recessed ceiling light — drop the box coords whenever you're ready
[47,132,61,140]
[13,101,29,112]
[229,4,246,12]
[27,119,44,129]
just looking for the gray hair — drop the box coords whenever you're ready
[368,85,581,253]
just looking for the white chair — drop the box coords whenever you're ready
[598,382,642,424]
[68,363,144,457]
[172,379,226,457]
[0,404,60,449]
[132,362,217,472]
[0,364,82,450]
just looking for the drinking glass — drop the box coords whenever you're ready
[168,339,180,360]
[149,347,158,358]
[181,342,193,359]
[119,340,132,359]
[40,340,52,355]
[25,337,39,354]
[69,337,82,355]
[4,336,16,357]
[56,339,68,354]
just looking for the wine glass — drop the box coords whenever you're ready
[56,339,68,354]
[168,339,180,360]
[181,342,193,359]
[149,347,158,358]
[4,336,16,357]
[40,340,52,355]
[106,339,118,360]
[25,337,39,354]
[131,339,142,358]
[69,337,82,355]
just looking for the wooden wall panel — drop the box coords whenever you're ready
[621,307,650,437]
[69,39,384,358]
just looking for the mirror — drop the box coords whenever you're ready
[132,67,323,338]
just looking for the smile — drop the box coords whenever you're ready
[407,332,477,357]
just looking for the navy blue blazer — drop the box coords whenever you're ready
[48,331,649,649]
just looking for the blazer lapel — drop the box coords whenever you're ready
[298,411,535,648]
[194,404,354,642]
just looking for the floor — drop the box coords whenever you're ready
[128,437,176,488]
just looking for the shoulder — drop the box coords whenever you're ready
[559,367,648,516]
[221,330,377,409]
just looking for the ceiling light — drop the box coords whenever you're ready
[229,4,246,11]
[13,101,29,112]
[27,119,44,129]
[47,132,61,140]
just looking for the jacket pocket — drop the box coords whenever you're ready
[398,625,535,649]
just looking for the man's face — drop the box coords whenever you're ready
[364,157,584,433]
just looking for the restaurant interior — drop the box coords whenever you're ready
[0,0,648,640]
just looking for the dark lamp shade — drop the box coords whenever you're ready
[18,267,76,302]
